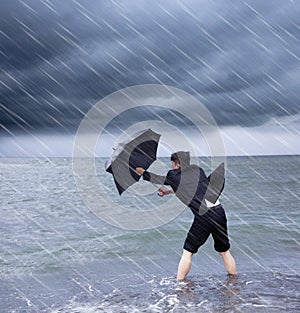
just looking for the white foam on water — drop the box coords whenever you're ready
[51,302,145,313]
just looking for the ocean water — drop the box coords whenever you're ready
[0,155,299,312]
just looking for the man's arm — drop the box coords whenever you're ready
[136,167,167,185]
[136,167,175,196]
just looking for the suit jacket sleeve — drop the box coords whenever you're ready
[143,170,173,185]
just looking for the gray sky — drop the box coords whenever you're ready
[0,0,299,156]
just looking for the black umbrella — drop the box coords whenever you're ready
[105,129,161,195]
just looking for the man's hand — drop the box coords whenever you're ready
[158,187,174,197]
[136,167,145,176]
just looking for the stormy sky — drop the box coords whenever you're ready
[0,0,299,157]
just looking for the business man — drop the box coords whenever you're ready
[136,151,236,280]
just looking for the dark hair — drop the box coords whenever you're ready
[171,151,190,167]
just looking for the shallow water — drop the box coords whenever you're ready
[0,155,299,312]
[46,272,299,313]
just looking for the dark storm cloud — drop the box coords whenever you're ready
[0,0,299,133]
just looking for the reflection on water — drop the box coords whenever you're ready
[169,274,241,312]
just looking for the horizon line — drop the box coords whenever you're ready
[0,153,299,159]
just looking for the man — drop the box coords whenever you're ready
[136,151,237,281]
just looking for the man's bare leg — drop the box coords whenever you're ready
[177,249,193,281]
[220,250,237,275]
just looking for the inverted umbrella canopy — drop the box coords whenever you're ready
[105,129,161,195]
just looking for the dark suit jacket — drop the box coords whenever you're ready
[143,163,225,213]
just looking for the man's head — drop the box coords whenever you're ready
[170,151,190,169]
